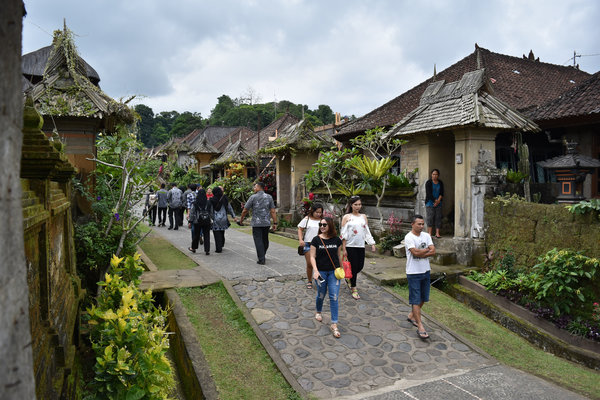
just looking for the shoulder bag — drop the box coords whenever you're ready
[319,236,344,280]
[297,217,310,255]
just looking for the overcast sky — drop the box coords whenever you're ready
[22,0,600,119]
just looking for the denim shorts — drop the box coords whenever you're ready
[302,243,311,255]
[407,271,430,305]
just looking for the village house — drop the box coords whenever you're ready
[333,44,598,264]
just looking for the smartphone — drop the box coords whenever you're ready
[317,276,325,284]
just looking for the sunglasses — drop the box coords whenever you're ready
[319,223,328,227]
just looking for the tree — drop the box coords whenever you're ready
[209,94,235,125]
[134,104,155,147]
[170,111,204,138]
[314,104,335,125]
[1,2,36,397]
[349,127,407,225]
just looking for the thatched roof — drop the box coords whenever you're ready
[22,45,100,87]
[24,25,135,131]
[387,69,540,138]
[261,119,336,155]
[244,113,299,153]
[188,134,219,155]
[210,140,255,167]
[538,142,600,169]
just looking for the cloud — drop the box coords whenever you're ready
[22,0,600,119]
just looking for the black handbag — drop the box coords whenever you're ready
[298,245,305,256]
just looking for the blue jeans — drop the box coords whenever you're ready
[315,270,340,323]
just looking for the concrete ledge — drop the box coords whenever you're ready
[163,289,220,400]
[449,276,600,370]
[221,280,310,399]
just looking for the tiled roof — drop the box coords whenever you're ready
[387,70,539,137]
[335,45,591,140]
[529,71,600,122]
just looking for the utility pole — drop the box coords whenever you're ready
[573,50,581,67]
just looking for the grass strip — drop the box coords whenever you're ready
[177,284,302,400]
[391,284,600,399]
[139,231,197,270]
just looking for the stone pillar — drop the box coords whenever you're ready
[0,1,37,399]
[453,129,496,239]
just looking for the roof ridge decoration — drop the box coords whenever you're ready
[386,69,539,138]
[25,24,134,130]
[260,118,335,156]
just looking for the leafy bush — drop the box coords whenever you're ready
[531,248,599,316]
[212,174,254,212]
[379,234,404,252]
[84,254,174,399]
[565,198,600,218]
[387,169,416,188]
[506,169,528,183]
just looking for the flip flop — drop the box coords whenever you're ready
[407,317,418,327]
[306,282,313,289]
[417,330,430,339]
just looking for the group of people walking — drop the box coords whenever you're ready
[146,171,442,341]
[296,169,442,340]
[145,182,236,256]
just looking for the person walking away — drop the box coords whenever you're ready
[185,183,202,244]
[310,217,343,338]
[188,189,213,255]
[238,182,277,265]
[341,195,376,300]
[156,183,169,227]
[404,214,436,339]
[167,183,183,230]
[209,186,236,253]
[425,169,444,238]
[297,203,323,289]
[145,187,158,226]
[181,184,192,227]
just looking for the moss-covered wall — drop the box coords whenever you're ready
[22,104,82,399]
[484,199,600,267]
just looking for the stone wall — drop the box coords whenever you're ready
[484,198,600,267]
[21,103,82,399]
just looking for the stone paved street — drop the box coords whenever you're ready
[145,225,590,399]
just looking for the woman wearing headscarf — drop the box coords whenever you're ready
[188,189,213,255]
[209,186,236,253]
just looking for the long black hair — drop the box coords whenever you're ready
[194,188,208,210]
[345,195,361,214]
[210,186,228,211]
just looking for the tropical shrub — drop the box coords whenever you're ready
[84,254,174,399]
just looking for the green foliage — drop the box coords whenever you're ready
[531,248,599,316]
[506,168,528,183]
[387,169,416,189]
[349,127,406,159]
[378,234,404,252]
[84,254,174,399]
[212,167,254,211]
[303,148,360,194]
[565,199,600,217]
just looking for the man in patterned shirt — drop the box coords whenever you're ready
[185,183,202,244]
[238,182,277,265]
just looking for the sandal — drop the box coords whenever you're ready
[330,324,341,338]
[351,288,360,300]
[417,330,430,339]
[188,247,196,253]
[315,313,322,322]
[306,282,313,289]
[345,278,352,291]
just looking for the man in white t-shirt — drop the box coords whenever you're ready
[404,214,435,339]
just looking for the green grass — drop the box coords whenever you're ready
[391,284,600,399]
[177,284,302,400]
[139,231,197,270]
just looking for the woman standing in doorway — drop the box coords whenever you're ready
[297,203,323,289]
[425,169,444,238]
[310,217,343,338]
[341,196,376,300]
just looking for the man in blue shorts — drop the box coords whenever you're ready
[404,214,436,339]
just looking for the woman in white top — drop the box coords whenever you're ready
[341,196,376,299]
[298,203,323,289]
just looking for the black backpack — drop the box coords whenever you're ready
[191,204,211,225]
